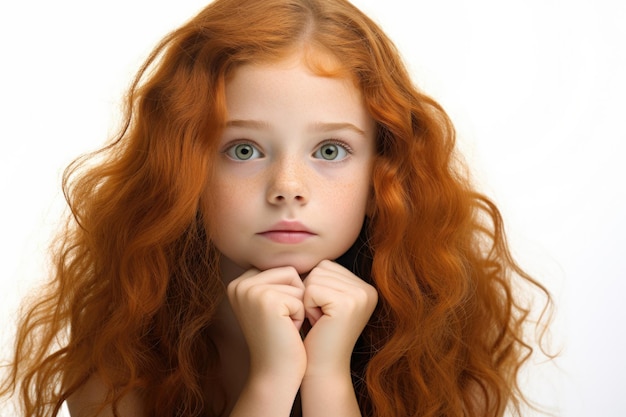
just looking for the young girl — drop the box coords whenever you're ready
[1,0,551,416]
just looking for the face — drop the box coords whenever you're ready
[207,54,376,277]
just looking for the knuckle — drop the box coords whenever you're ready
[351,285,378,310]
[257,289,275,305]
[356,287,369,302]
[226,279,240,298]
[245,284,265,301]
[284,265,299,276]
[365,283,378,297]
[249,286,282,310]
[343,297,359,311]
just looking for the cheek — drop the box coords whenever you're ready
[212,180,252,219]
[328,177,371,225]
[204,178,248,235]
[213,170,259,202]
[346,171,373,211]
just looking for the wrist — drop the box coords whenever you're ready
[248,347,307,382]
[300,370,361,417]
[302,353,351,379]
[230,374,302,417]
[301,363,353,389]
[247,365,305,390]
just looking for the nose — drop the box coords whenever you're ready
[266,157,309,206]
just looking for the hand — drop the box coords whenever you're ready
[227,267,307,382]
[302,260,378,377]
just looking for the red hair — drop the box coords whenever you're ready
[1,0,551,416]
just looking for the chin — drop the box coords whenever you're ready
[253,256,323,276]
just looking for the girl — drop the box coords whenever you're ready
[1,0,551,416]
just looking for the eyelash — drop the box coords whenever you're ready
[319,139,353,155]
[221,140,264,160]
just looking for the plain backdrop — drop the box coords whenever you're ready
[1,1,624,416]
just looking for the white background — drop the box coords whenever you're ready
[1,1,624,416]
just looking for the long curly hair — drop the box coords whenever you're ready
[1,0,551,416]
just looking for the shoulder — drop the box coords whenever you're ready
[66,375,145,417]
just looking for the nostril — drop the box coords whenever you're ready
[268,192,307,204]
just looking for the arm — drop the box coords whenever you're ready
[300,260,378,417]
[68,267,306,417]
[300,371,361,417]
[227,267,308,417]
[229,374,302,417]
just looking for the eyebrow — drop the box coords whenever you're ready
[309,121,366,136]
[225,119,272,130]
[225,119,367,136]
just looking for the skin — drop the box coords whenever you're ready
[67,52,379,417]
[209,53,376,277]
[211,53,378,416]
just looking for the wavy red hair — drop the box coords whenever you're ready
[1,0,551,416]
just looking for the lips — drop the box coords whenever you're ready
[258,221,315,244]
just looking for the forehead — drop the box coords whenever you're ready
[224,59,373,135]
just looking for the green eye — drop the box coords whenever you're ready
[235,144,254,160]
[314,142,350,161]
[226,143,262,160]
[320,144,338,160]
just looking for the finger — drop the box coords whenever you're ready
[303,283,342,322]
[231,279,306,329]
[250,266,305,289]
[305,305,323,327]
[228,266,304,299]
[280,294,306,330]
[304,276,378,323]
[314,259,351,275]
[227,267,260,295]
[307,261,377,304]
[304,263,361,292]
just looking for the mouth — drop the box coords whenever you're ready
[258,221,316,244]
